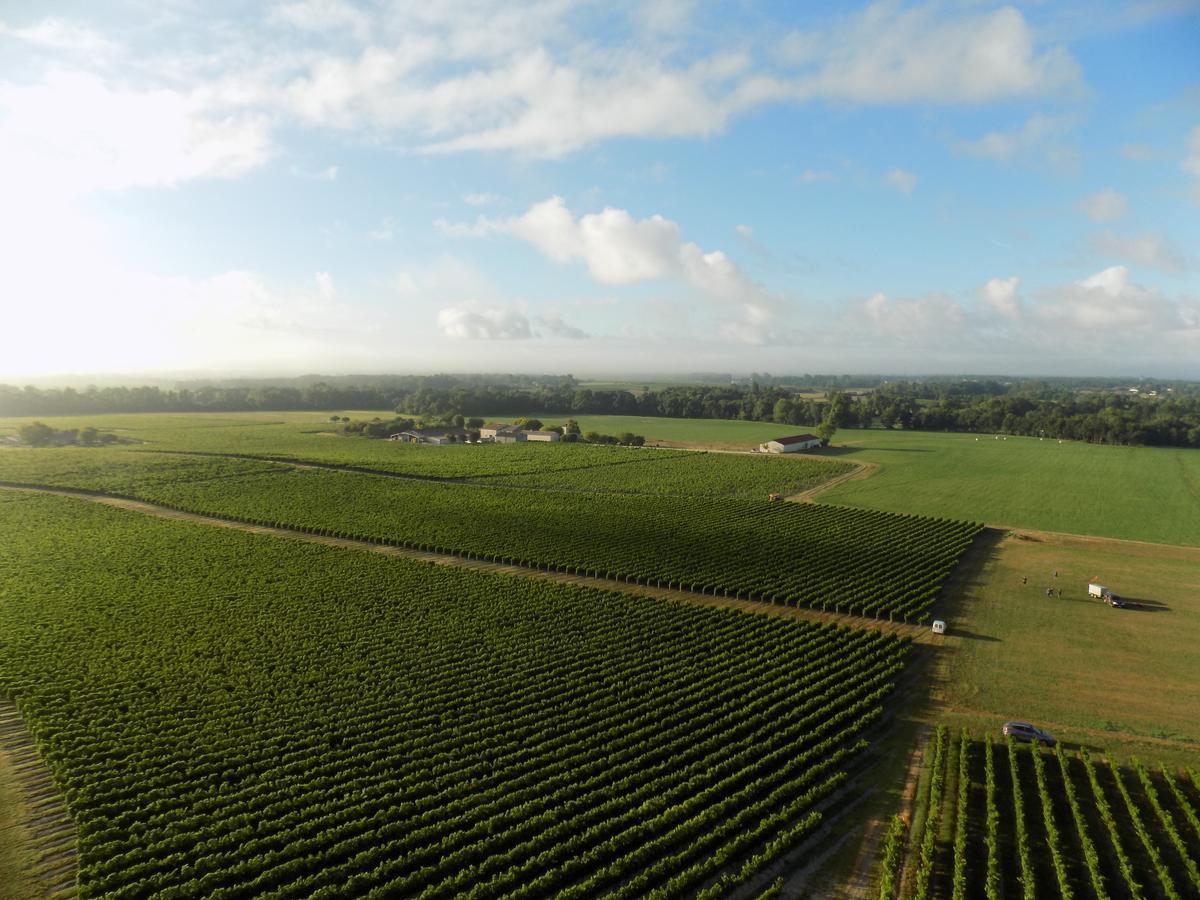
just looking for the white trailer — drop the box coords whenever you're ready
[1088,583,1107,599]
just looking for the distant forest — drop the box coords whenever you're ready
[3,375,1199,448]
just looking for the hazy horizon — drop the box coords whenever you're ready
[3,1,1198,381]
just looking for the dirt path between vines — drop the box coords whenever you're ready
[785,460,878,503]
[0,701,77,899]
[0,482,924,640]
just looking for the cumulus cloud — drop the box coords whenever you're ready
[1080,189,1128,222]
[1034,266,1183,331]
[885,168,917,195]
[981,276,1022,320]
[437,305,533,340]
[442,196,778,342]
[1090,231,1188,274]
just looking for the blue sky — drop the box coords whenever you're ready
[1,0,1198,379]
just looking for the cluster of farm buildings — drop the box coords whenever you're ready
[389,423,560,445]
[386,422,825,453]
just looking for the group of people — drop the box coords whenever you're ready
[1021,570,1062,597]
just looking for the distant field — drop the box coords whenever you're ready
[0,413,851,498]
[935,530,1200,766]
[5,412,1199,543]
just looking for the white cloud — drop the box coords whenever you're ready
[1090,231,1188,274]
[1080,189,1128,222]
[1185,125,1200,177]
[443,196,778,342]
[0,71,271,197]
[782,3,1080,104]
[981,276,1022,320]
[955,113,1076,165]
[437,305,533,340]
[269,0,372,42]
[0,3,1085,170]
[0,17,114,53]
[885,168,917,195]
[1035,266,1182,331]
[735,224,754,239]
[315,271,335,299]
[417,51,740,158]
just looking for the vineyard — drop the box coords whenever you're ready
[0,442,850,502]
[881,728,1200,899]
[0,492,911,897]
[0,449,982,622]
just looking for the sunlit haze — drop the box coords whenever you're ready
[2,1,1198,380]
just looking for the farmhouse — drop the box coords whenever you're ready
[480,423,522,441]
[759,433,822,453]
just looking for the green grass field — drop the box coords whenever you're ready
[499,416,1200,546]
[819,430,1200,547]
[934,530,1200,767]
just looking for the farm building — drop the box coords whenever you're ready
[390,428,476,445]
[479,423,520,440]
[759,433,822,453]
[524,430,561,442]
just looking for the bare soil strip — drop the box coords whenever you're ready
[0,701,77,899]
[784,460,878,503]
[0,482,922,639]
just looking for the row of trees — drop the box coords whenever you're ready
[5,377,1199,448]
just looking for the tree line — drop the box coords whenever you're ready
[3,377,1198,448]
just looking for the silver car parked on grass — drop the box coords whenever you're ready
[1003,721,1056,746]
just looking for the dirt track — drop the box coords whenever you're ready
[0,701,77,898]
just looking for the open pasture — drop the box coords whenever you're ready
[819,430,1200,547]
[933,529,1200,766]
[0,491,909,898]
